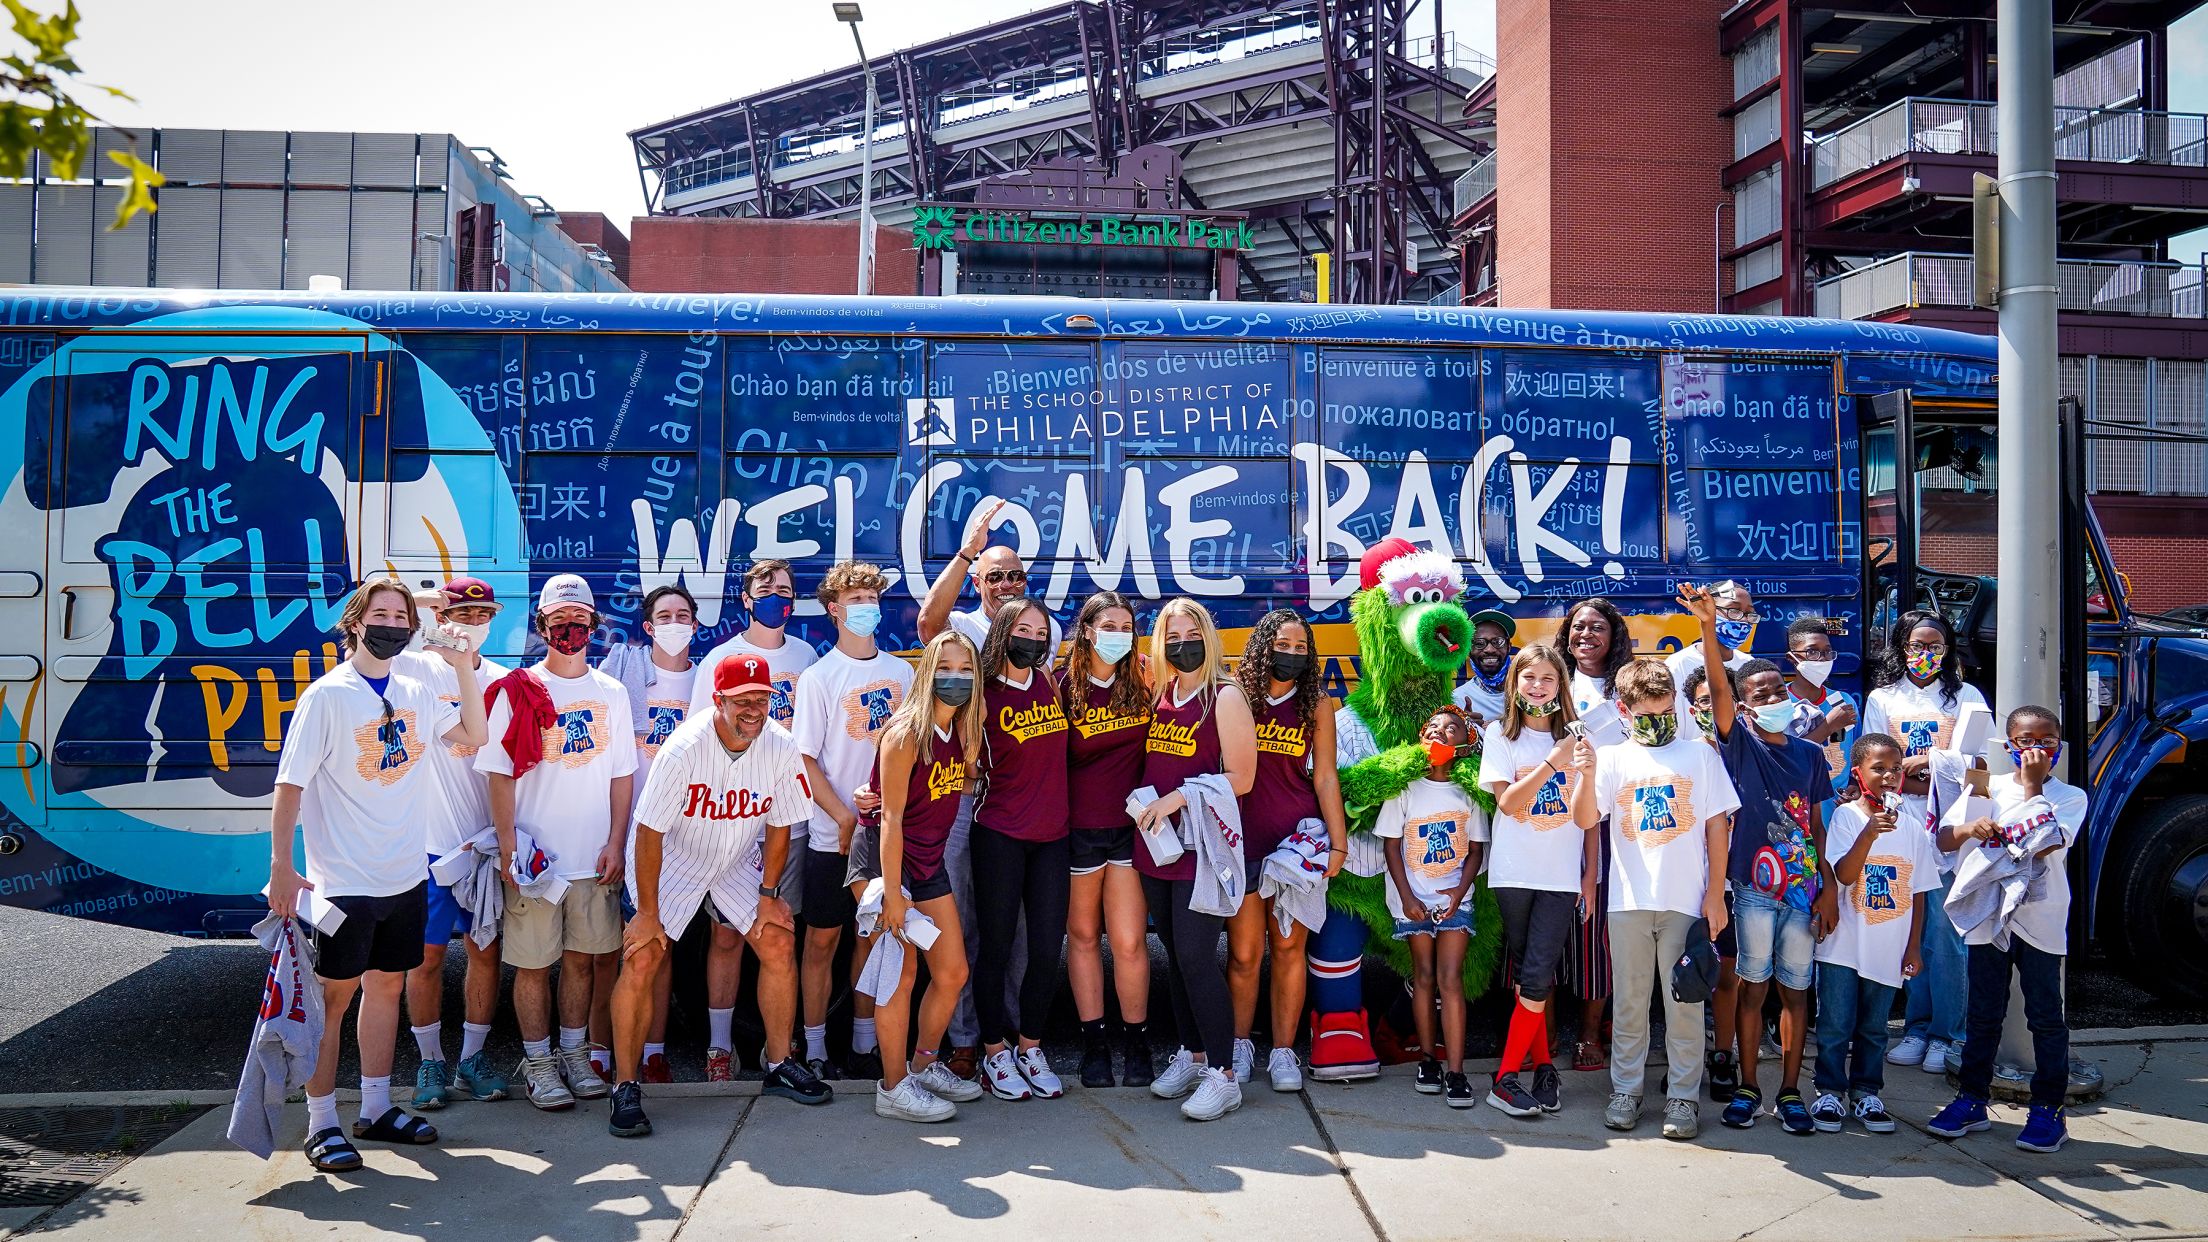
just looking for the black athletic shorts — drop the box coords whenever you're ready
[313,882,429,980]
[1068,824,1135,873]
[1495,886,1577,1003]
[906,867,954,904]
[801,847,859,930]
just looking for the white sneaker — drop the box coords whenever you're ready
[915,1060,983,1103]
[1232,1037,1255,1082]
[1887,1034,1928,1066]
[876,1076,956,1123]
[1016,1047,1065,1099]
[981,1049,1033,1101]
[556,1046,609,1099]
[1151,1047,1202,1099]
[1922,1041,1951,1075]
[1181,1065,1243,1122]
[519,1053,573,1111]
[1268,1047,1305,1093]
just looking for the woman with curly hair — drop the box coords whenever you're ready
[1559,596,1632,1072]
[1059,591,1156,1088]
[1227,608,1349,1093]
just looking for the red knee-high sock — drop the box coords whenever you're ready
[1529,1005,1553,1068]
[1499,999,1544,1078]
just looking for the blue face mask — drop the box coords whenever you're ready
[1714,617,1755,651]
[751,592,794,629]
[2007,741,2062,768]
[1093,630,1134,664]
[842,602,882,638]
[1752,701,1796,734]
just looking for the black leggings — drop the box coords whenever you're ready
[971,826,1071,1045]
[1141,874,1232,1066]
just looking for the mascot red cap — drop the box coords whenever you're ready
[1357,537,1420,592]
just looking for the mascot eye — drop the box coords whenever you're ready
[1405,587,1438,604]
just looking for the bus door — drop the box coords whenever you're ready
[43,333,365,844]
[0,335,56,832]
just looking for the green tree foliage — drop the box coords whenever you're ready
[0,1,159,228]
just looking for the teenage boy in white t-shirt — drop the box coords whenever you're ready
[622,584,700,1085]
[269,575,486,1173]
[792,561,913,1079]
[1575,657,1740,1143]
[688,559,816,1080]
[477,574,638,1111]
[398,576,512,1111]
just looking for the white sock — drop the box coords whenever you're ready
[559,1026,588,1052]
[708,1007,735,1051]
[644,1042,666,1060]
[852,1017,878,1055]
[359,1075,392,1123]
[804,1025,828,1062]
[524,1037,552,1059]
[306,1092,341,1135]
[411,1022,445,1062]
[460,1022,491,1061]
[590,1046,611,1073]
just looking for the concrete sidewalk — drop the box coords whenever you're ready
[7,1030,2203,1242]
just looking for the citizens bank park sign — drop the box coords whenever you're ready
[909,204,1252,252]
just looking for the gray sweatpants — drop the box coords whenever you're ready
[945,793,1025,1046]
[1607,909,1704,1103]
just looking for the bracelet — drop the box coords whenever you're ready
[1327,845,1347,855]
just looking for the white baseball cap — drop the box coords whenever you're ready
[537,573,596,615]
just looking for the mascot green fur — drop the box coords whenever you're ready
[1306,538,1503,1080]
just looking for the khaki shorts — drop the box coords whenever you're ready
[504,882,622,969]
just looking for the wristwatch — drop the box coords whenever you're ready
[757,882,783,899]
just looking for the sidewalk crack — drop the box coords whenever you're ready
[1298,1093,1391,1242]
[669,1095,757,1241]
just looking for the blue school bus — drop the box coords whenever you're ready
[0,290,2200,998]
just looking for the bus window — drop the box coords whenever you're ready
[1664,358,1847,567]
[1485,349,1667,584]
[919,341,1096,563]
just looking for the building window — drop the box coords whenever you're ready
[2092,357,2149,493]
[1733,167,1780,247]
[2155,358,2206,496]
[1734,93,1780,161]
[1733,27,1778,100]
[1733,242,1782,293]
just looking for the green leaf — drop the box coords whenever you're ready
[106,147,159,227]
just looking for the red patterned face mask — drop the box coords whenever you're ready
[545,621,592,655]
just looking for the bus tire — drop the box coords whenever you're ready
[2112,794,2208,1004]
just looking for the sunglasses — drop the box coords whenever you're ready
[982,568,1027,586]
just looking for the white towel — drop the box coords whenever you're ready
[854,877,942,1004]
[1259,819,1333,937]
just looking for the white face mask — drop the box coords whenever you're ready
[652,622,695,658]
[1795,658,1835,688]
[454,621,492,653]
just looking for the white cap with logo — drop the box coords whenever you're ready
[537,573,596,615]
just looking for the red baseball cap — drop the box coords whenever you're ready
[714,653,774,697]
[1358,537,1421,591]
[441,576,499,609]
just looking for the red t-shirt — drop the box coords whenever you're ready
[1241,690,1321,860]
[873,724,965,882]
[975,669,1070,843]
[1137,683,1224,882]
[1066,676,1151,832]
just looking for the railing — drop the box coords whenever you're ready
[1425,281,1462,305]
[1403,35,1495,80]
[1455,151,1496,216]
[1814,251,2208,320]
[1809,96,2208,189]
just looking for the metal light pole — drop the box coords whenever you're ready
[836,2,876,296]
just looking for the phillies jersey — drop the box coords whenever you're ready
[628,715,811,936]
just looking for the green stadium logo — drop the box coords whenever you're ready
[911,205,959,251]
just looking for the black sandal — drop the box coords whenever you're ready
[351,1107,438,1145]
[305,1126,364,1172]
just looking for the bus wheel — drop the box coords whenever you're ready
[2113,795,2208,1003]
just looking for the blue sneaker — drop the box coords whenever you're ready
[1927,1094,1991,1139]
[455,1050,511,1102]
[1720,1086,1760,1129]
[412,1058,452,1111]
[2015,1104,2068,1153]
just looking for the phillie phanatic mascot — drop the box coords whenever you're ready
[1307,537,1505,1080]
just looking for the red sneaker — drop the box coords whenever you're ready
[1308,1010,1381,1082]
[642,1053,674,1085]
[705,1048,734,1083]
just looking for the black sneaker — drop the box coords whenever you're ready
[1487,1073,1542,1117]
[765,1058,833,1106]
[1443,1071,1476,1109]
[1080,1022,1114,1089]
[1414,1057,1445,1094]
[1530,1062,1562,1113]
[1119,1026,1155,1089]
[844,1049,884,1081]
[1707,1050,1739,1103]
[607,1081,652,1138]
[806,1055,839,1082]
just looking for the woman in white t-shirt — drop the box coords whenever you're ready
[1479,643,1597,1118]
[1860,609,1988,1076]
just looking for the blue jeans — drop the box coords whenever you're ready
[1902,875,1964,1045]
[1960,939,2069,1109]
[1814,962,1896,1098]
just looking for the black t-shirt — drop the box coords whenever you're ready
[1718,720,1835,911]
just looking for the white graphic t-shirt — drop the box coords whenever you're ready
[1862,678,1991,869]
[1818,800,1942,988]
[1570,670,1627,748]
[633,662,699,811]
[396,651,509,857]
[1595,735,1742,916]
[1373,777,1490,921]
[692,632,817,728]
[1479,722,1587,893]
[1666,642,1752,741]
[276,663,457,899]
[476,666,639,880]
[790,646,915,853]
[1939,774,2088,956]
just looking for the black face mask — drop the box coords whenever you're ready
[360,624,412,660]
[933,673,974,707]
[1006,635,1051,670]
[1270,651,1311,682]
[1165,639,1206,673]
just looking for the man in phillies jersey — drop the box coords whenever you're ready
[608,654,829,1137]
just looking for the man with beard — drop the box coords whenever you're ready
[1453,609,1519,731]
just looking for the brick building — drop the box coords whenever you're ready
[625,217,915,296]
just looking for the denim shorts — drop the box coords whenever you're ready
[1392,903,1477,940]
[1732,886,1816,992]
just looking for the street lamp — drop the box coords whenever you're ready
[836,2,876,295]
